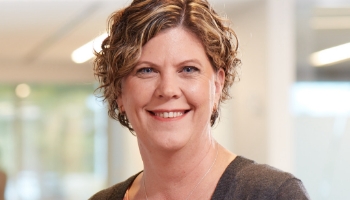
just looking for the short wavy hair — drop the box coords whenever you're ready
[94,0,241,132]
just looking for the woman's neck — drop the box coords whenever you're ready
[137,137,219,200]
[128,141,236,200]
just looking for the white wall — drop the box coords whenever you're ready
[218,0,295,172]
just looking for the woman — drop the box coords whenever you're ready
[90,0,309,199]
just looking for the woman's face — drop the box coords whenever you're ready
[117,27,224,151]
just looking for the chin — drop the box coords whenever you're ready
[147,130,192,152]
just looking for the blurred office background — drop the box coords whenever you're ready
[0,0,349,199]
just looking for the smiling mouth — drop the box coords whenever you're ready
[148,110,190,118]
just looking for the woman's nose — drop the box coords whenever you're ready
[155,73,182,99]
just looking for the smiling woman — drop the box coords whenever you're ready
[118,27,224,153]
[90,0,310,199]
[94,0,239,132]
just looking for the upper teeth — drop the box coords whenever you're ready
[155,111,184,118]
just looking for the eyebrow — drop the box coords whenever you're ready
[136,59,203,68]
[177,59,203,67]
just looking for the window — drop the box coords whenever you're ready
[292,82,350,199]
[0,84,107,200]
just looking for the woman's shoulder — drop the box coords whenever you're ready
[212,156,310,200]
[233,156,297,185]
[89,172,140,200]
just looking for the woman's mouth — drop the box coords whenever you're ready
[148,110,190,118]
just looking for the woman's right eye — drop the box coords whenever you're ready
[135,67,158,78]
[137,67,155,74]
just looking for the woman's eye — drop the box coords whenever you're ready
[135,67,158,78]
[137,67,155,74]
[181,66,199,73]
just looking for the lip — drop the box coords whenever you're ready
[147,109,191,120]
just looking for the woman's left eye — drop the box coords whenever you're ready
[181,66,199,73]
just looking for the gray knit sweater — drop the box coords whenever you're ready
[89,156,310,200]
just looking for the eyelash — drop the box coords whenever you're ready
[136,67,156,74]
[181,66,199,73]
[135,66,199,75]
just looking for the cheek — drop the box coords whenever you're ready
[122,81,142,109]
[183,79,215,106]
[122,79,155,110]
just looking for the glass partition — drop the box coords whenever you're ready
[292,82,350,200]
[0,84,107,200]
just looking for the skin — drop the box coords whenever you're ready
[117,27,236,200]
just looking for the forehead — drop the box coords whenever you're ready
[139,27,209,64]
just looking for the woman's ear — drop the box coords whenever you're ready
[214,68,225,103]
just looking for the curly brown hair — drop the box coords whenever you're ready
[94,0,241,132]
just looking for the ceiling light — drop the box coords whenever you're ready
[310,42,350,67]
[16,84,31,98]
[71,32,108,64]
